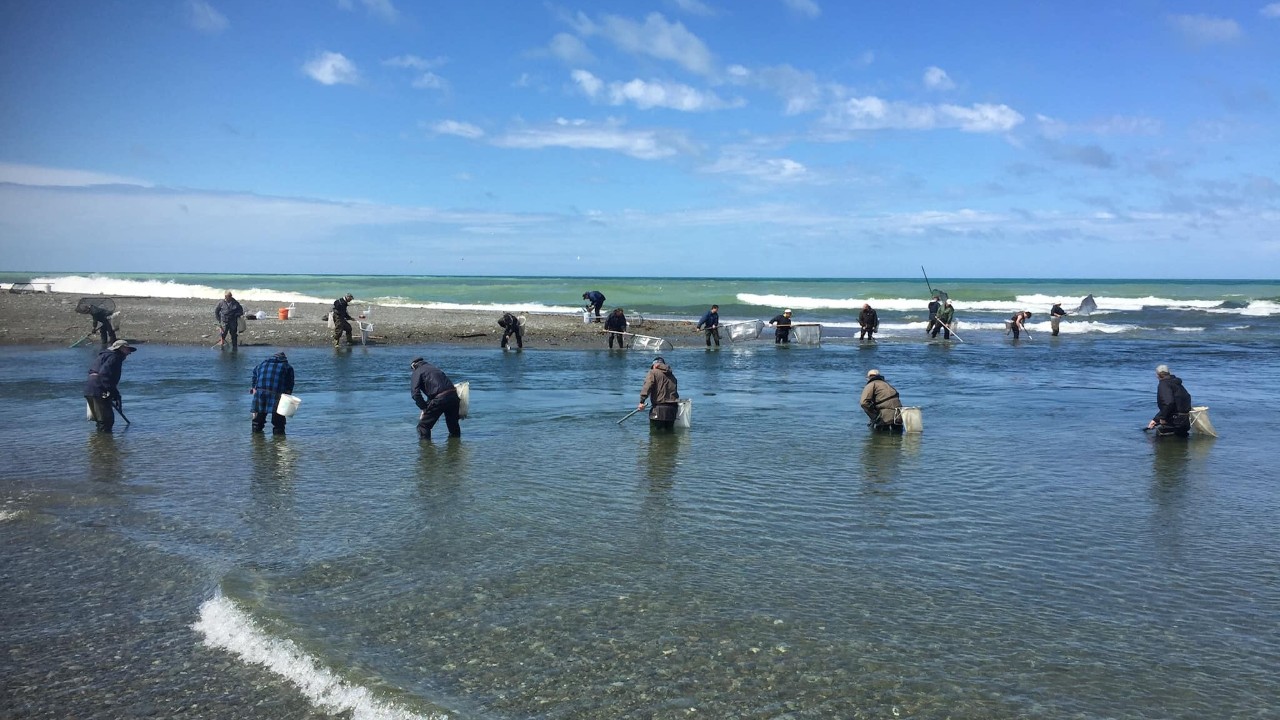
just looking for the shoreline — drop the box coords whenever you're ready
[0,292,699,350]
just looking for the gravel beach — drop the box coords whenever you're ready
[0,292,696,350]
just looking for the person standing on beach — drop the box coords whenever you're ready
[332,293,355,347]
[498,312,523,350]
[1050,302,1067,336]
[926,295,941,335]
[582,290,606,321]
[858,303,879,341]
[860,368,903,431]
[638,356,680,431]
[604,308,629,348]
[1009,311,1032,339]
[84,340,135,432]
[769,309,793,344]
[411,357,461,441]
[84,305,117,347]
[933,301,956,340]
[250,352,294,436]
[215,291,244,351]
[1147,364,1193,437]
[696,304,721,347]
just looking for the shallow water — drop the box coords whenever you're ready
[2,335,1279,719]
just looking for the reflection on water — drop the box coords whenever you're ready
[86,433,124,484]
[643,431,686,488]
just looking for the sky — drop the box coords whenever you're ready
[1,0,1278,279]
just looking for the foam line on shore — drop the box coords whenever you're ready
[193,594,447,720]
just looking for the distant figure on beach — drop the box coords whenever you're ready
[84,340,136,432]
[498,312,523,350]
[696,304,721,347]
[638,356,680,432]
[858,303,879,341]
[769,309,793,344]
[1147,364,1193,437]
[215,291,244,351]
[332,293,355,347]
[411,357,461,441]
[860,369,904,431]
[925,295,941,335]
[1050,302,1067,336]
[250,352,294,436]
[604,308,629,348]
[81,304,117,346]
[1009,311,1033,339]
[582,290,606,321]
[933,301,955,340]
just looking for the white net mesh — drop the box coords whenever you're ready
[632,335,672,351]
[723,320,764,342]
[1189,406,1216,437]
[899,407,923,433]
[789,324,822,345]
[675,398,692,428]
[456,381,470,419]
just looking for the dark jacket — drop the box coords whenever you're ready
[84,349,128,397]
[927,299,940,319]
[333,297,354,321]
[584,290,606,306]
[215,298,244,325]
[89,306,113,328]
[251,353,295,415]
[697,309,719,329]
[604,311,628,333]
[411,362,456,410]
[498,312,518,329]
[1154,375,1192,423]
[860,376,902,425]
[769,313,792,328]
[859,307,878,330]
[640,361,679,406]
[1050,304,1066,318]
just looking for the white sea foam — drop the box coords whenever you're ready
[0,510,24,522]
[31,275,328,304]
[193,594,446,720]
[374,299,581,314]
[736,292,1275,315]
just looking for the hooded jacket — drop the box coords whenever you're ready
[604,310,628,333]
[859,375,902,425]
[411,361,456,410]
[84,348,129,397]
[215,298,244,325]
[640,361,679,406]
[858,307,879,330]
[1154,374,1192,423]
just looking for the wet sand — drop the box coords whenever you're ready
[0,292,696,350]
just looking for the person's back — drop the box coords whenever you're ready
[604,310,627,332]
[860,371,902,428]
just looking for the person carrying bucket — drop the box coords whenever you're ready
[411,357,461,441]
[638,356,680,432]
[250,352,295,435]
[860,369,904,431]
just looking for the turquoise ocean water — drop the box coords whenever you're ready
[2,272,1279,718]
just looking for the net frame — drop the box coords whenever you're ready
[1189,406,1216,437]
[76,297,116,315]
[675,398,692,428]
[631,334,672,352]
[788,323,822,346]
[723,320,764,342]
[456,381,470,419]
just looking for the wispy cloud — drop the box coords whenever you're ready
[1036,114,1162,138]
[383,55,449,91]
[548,33,595,65]
[782,0,821,19]
[823,96,1024,133]
[185,0,228,34]
[572,12,715,77]
[701,150,811,184]
[571,70,741,111]
[730,64,823,115]
[337,0,399,23]
[1260,3,1280,19]
[303,51,359,85]
[430,120,485,139]
[0,163,152,188]
[1167,14,1242,45]
[923,66,955,91]
[669,0,715,17]
[491,119,689,160]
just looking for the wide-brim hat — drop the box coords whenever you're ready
[108,340,136,353]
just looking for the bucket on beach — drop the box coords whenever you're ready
[287,303,297,319]
[278,308,289,320]
[583,310,591,324]
[276,394,301,417]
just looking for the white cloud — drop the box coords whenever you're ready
[412,73,447,90]
[735,64,823,115]
[0,162,152,188]
[576,12,715,77]
[303,52,359,85]
[1036,114,1162,139]
[338,0,399,23]
[491,119,688,160]
[782,0,821,18]
[824,96,1024,133]
[571,70,740,111]
[670,0,715,16]
[1262,3,1280,18]
[923,66,955,91]
[549,33,595,65]
[383,54,445,70]
[1168,14,1243,44]
[430,120,485,139]
[185,0,228,34]
[702,151,810,183]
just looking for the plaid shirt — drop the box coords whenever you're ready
[251,353,295,414]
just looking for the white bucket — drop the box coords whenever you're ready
[583,310,591,323]
[286,303,297,319]
[456,381,470,419]
[276,394,301,417]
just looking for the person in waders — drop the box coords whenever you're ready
[411,357,461,441]
[498,312,523,350]
[860,368,904,431]
[769,309,793,344]
[215,291,244,351]
[332,293,356,347]
[1147,364,1193,437]
[250,352,295,435]
[84,340,135,432]
[638,356,679,432]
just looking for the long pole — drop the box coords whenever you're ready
[933,319,964,342]
[112,396,131,426]
[70,329,95,348]
[618,406,644,424]
[921,266,935,295]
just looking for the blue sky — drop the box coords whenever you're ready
[1,0,1278,278]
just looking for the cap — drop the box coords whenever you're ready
[108,340,136,353]
[652,356,666,365]
[1155,364,1170,375]
[866,368,880,378]
[344,293,354,301]
[783,309,792,314]
[410,357,425,369]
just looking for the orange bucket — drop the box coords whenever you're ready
[277,307,289,320]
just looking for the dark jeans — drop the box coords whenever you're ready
[221,322,239,349]
[86,395,114,432]
[703,327,720,346]
[775,329,790,344]
[860,326,875,340]
[418,393,461,440]
[333,318,352,345]
[1155,414,1191,437]
[96,322,116,346]
[931,324,950,339]
[502,325,523,349]
[649,402,678,432]
[609,332,628,348]
[252,411,287,435]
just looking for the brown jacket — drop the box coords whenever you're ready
[640,362,679,407]
[859,377,902,425]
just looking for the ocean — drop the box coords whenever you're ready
[2,273,1279,719]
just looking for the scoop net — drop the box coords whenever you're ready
[675,398,692,428]
[76,297,116,315]
[632,334,672,352]
[723,320,764,342]
[898,407,923,434]
[456,381,470,419]
[1189,406,1217,437]
[1075,294,1098,315]
[788,323,822,346]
